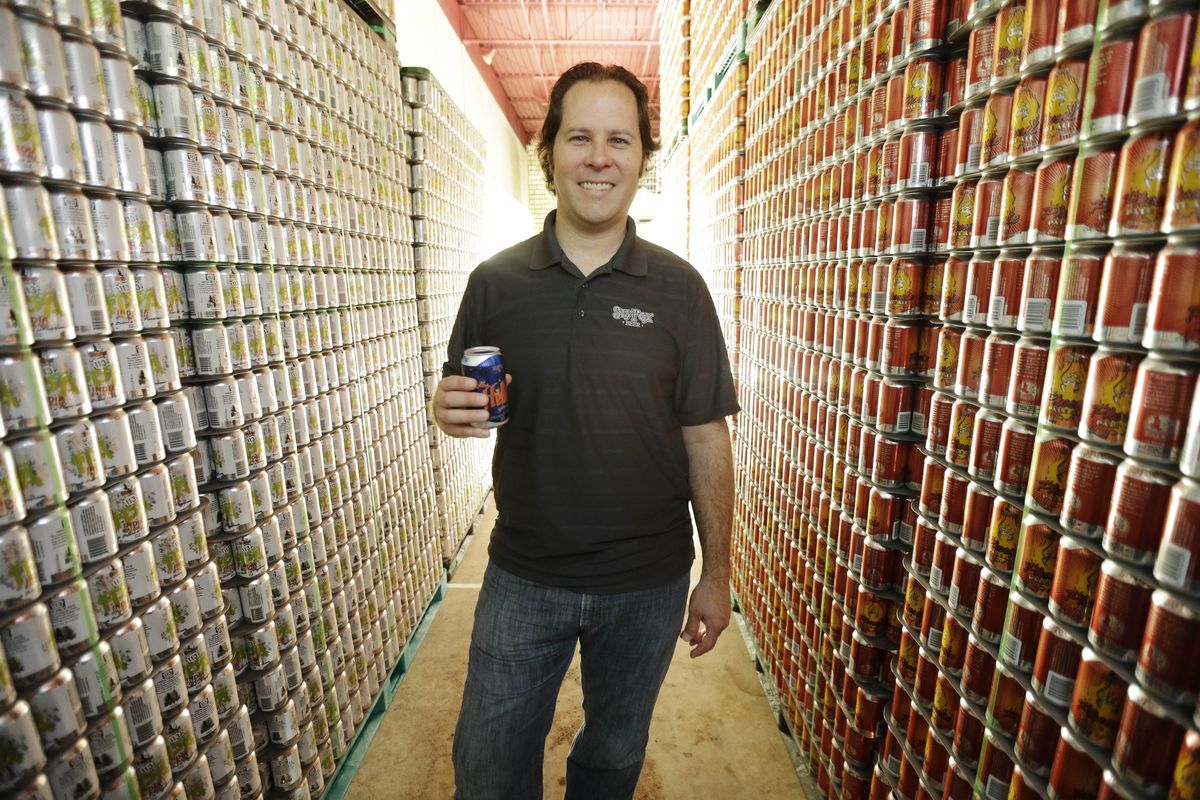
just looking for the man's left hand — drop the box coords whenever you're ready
[679,574,731,658]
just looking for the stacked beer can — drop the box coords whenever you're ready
[0,0,458,797]
[725,0,1200,797]
[689,53,747,374]
[658,0,691,147]
[403,68,490,563]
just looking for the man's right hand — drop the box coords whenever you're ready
[432,375,511,439]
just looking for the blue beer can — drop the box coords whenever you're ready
[461,346,509,428]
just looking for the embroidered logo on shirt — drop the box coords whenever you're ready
[612,305,655,328]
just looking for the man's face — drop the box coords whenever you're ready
[551,79,644,233]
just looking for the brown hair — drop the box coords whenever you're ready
[536,62,659,194]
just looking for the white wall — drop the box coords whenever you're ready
[393,0,530,227]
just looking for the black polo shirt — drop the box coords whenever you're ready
[443,211,739,593]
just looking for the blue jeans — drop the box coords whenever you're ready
[452,562,691,800]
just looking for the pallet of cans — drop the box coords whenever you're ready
[401,68,491,563]
[0,0,453,797]
[718,0,1200,796]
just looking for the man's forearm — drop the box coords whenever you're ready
[682,419,735,582]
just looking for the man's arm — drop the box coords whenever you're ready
[679,416,734,658]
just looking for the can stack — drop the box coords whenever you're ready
[688,53,747,387]
[723,0,1200,797]
[0,0,457,797]
[402,68,490,563]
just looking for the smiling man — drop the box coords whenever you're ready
[433,62,738,800]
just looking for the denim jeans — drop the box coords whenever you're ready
[452,561,691,800]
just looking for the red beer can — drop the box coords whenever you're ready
[1027,432,1076,517]
[1136,589,1200,706]
[969,408,1005,481]
[1015,517,1060,599]
[1089,37,1139,130]
[1079,348,1145,447]
[1006,338,1050,419]
[1068,144,1119,240]
[936,128,957,187]
[1029,156,1073,242]
[1113,685,1189,795]
[995,417,1036,498]
[1068,647,1129,749]
[1164,118,1200,233]
[1126,10,1196,128]
[948,180,976,249]
[1032,617,1083,707]
[899,126,938,190]
[998,167,1036,246]
[962,481,997,552]
[971,174,1005,248]
[940,468,971,534]
[987,254,1026,330]
[904,57,943,122]
[1016,691,1059,776]
[966,23,996,99]
[1041,56,1089,150]
[1056,250,1099,338]
[1048,730,1104,799]
[939,255,969,321]
[1061,444,1121,537]
[1021,0,1058,69]
[1095,244,1154,346]
[926,391,956,456]
[964,252,994,325]
[979,334,1017,410]
[947,399,980,467]
[1089,559,1154,662]
[1104,459,1173,565]
[1018,250,1061,334]
[1156,478,1200,595]
[980,92,1014,169]
[993,2,1026,82]
[1110,128,1174,236]
[1145,241,1200,353]
[956,105,985,175]
[1056,0,1097,51]
[1049,536,1103,626]
[1003,591,1044,672]
[1042,343,1094,430]
[1124,355,1197,464]
[907,0,947,52]
[892,197,932,255]
[987,496,1024,573]
[1008,75,1048,159]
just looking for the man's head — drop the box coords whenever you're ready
[536,63,659,235]
[536,62,660,193]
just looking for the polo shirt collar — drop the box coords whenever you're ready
[530,210,648,277]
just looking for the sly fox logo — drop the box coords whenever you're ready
[612,306,655,328]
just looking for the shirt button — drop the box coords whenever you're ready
[578,310,585,317]
[581,283,588,289]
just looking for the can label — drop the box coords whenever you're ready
[1050,539,1102,625]
[1127,360,1195,463]
[999,169,1036,246]
[1009,76,1046,158]
[1043,58,1087,148]
[1028,434,1074,516]
[1081,350,1142,446]
[1092,39,1135,135]
[1147,244,1200,352]
[1166,120,1200,233]
[1111,131,1173,236]
[1031,158,1073,242]
[1071,147,1119,239]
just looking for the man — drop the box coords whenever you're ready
[433,62,738,800]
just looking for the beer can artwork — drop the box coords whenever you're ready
[461,347,508,428]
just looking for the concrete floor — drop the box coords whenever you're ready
[345,498,807,799]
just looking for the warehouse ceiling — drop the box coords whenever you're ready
[450,0,661,142]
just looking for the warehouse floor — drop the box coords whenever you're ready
[345,498,808,799]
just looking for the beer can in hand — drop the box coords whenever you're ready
[461,346,509,428]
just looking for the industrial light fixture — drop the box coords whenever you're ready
[481,47,497,65]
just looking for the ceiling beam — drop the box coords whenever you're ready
[463,38,658,45]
